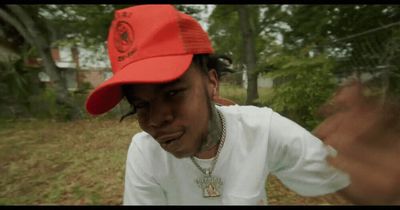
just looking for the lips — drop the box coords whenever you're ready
[155,131,184,144]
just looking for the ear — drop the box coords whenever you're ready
[206,69,219,100]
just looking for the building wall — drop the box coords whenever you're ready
[241,70,274,89]
[258,75,273,88]
[50,45,111,91]
[78,70,106,89]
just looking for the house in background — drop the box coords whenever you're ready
[37,44,112,92]
[241,69,273,89]
[52,45,111,92]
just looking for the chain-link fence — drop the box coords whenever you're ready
[328,21,400,99]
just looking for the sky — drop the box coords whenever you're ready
[190,4,216,31]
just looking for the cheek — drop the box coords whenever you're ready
[137,114,150,132]
[178,105,208,151]
[181,93,210,133]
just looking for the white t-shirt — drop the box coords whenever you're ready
[123,105,350,205]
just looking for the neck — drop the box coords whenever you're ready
[195,104,223,159]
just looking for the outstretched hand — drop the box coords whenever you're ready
[313,80,400,204]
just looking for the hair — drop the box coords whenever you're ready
[119,54,234,122]
[193,53,234,78]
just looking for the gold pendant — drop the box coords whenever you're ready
[195,173,223,198]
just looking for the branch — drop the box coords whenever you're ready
[6,5,49,49]
[0,7,35,46]
[5,5,62,84]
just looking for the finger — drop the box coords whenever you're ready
[313,113,344,142]
[328,153,400,199]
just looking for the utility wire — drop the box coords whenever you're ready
[332,21,400,43]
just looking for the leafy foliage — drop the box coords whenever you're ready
[0,60,29,100]
[280,5,400,74]
[209,5,400,128]
[209,5,273,70]
[39,4,203,48]
[208,5,241,62]
[0,59,33,118]
[266,53,337,130]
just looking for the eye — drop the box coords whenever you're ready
[166,88,186,97]
[167,90,179,97]
[133,101,148,109]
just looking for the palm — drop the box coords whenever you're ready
[314,81,400,204]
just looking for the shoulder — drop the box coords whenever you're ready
[217,104,272,115]
[131,131,154,144]
[127,131,167,162]
[217,105,277,148]
[217,105,274,130]
[131,131,156,150]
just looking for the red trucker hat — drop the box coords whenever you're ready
[85,4,214,115]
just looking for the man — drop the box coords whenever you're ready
[86,4,400,205]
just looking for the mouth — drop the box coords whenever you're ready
[156,131,184,146]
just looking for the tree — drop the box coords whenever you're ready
[237,5,259,104]
[279,5,400,74]
[209,5,270,104]
[0,5,83,119]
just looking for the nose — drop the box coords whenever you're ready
[148,100,173,128]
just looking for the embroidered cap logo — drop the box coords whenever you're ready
[114,21,134,53]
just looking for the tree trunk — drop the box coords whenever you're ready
[237,5,259,105]
[1,5,82,119]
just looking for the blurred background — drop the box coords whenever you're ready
[1,4,399,204]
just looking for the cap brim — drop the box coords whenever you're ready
[86,54,193,115]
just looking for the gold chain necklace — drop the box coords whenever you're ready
[190,109,226,198]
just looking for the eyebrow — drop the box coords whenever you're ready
[158,78,184,90]
[129,78,184,101]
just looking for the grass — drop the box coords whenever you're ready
[0,117,139,205]
[0,84,350,205]
[0,119,350,205]
[219,83,274,106]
